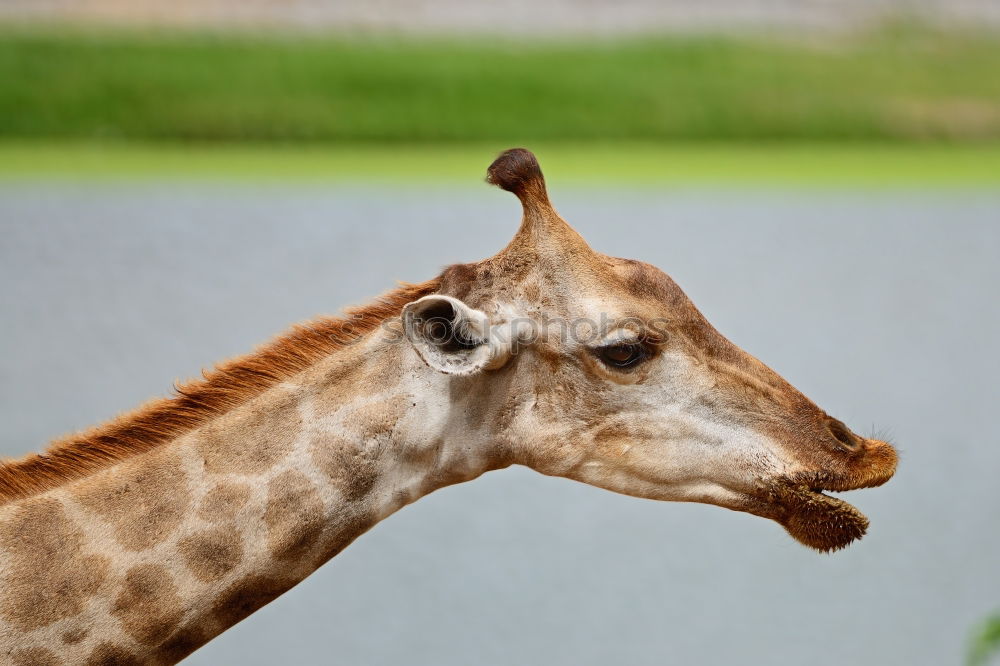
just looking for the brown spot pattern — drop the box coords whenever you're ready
[0,498,108,631]
[157,623,211,664]
[310,432,379,502]
[198,393,300,475]
[263,470,324,562]
[197,481,252,523]
[211,575,294,629]
[84,642,142,666]
[12,647,60,666]
[62,626,90,645]
[310,384,410,506]
[312,509,379,567]
[77,450,189,551]
[314,355,402,414]
[111,564,183,646]
[340,395,410,440]
[179,527,244,582]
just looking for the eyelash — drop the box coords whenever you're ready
[594,342,652,370]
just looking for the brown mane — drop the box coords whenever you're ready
[0,279,440,505]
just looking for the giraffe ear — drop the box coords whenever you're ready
[402,295,512,375]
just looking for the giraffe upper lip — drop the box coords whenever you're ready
[795,467,895,494]
[793,436,899,494]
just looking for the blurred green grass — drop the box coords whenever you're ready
[3,25,999,184]
[969,613,1000,666]
[2,24,1000,143]
[3,141,1000,186]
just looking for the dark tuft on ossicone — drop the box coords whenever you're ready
[486,148,548,201]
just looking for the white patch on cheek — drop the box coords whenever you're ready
[566,349,789,502]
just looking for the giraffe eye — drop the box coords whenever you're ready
[595,342,650,370]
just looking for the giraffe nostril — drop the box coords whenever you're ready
[827,419,862,451]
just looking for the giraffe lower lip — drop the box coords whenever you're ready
[748,481,870,553]
[783,487,868,552]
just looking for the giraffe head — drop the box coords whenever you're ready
[402,148,897,552]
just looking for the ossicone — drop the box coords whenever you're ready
[486,148,549,204]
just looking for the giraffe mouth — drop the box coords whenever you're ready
[741,475,891,553]
[743,438,898,552]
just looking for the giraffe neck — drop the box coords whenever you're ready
[0,322,499,664]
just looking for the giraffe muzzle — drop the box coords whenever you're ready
[752,436,898,552]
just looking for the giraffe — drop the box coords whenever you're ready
[0,148,897,664]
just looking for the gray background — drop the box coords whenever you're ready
[1,184,998,665]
